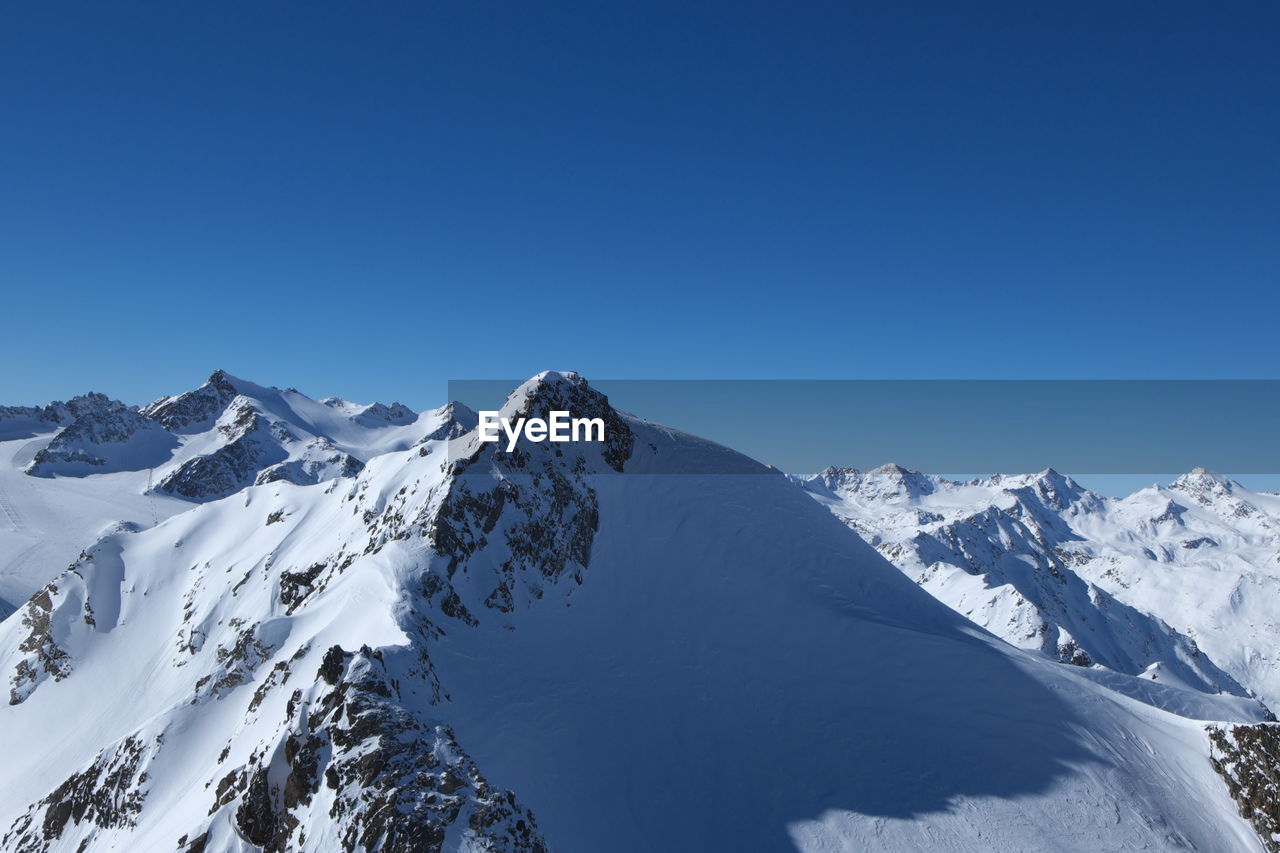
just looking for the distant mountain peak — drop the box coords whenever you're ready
[1170,468,1238,497]
[15,372,441,502]
[353,401,415,427]
[808,463,937,502]
[419,402,478,444]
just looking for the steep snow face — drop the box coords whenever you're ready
[802,464,1280,710]
[0,374,1269,852]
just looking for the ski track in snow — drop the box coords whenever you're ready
[0,482,23,531]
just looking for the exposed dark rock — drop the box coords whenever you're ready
[502,372,633,473]
[199,622,278,699]
[318,645,346,686]
[1151,501,1188,525]
[419,402,479,443]
[9,582,73,705]
[208,649,547,853]
[254,440,364,488]
[1057,639,1092,667]
[1208,723,1280,852]
[354,401,416,427]
[141,370,240,433]
[27,395,176,477]
[235,768,277,846]
[4,735,153,851]
[280,563,328,614]
[156,405,285,501]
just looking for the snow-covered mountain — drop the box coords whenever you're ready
[0,372,1276,852]
[800,464,1280,712]
[0,372,471,617]
[26,370,453,499]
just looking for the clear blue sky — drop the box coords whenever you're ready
[2,1,1277,410]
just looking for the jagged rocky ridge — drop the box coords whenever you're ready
[0,373,1275,852]
[10,370,449,501]
[27,396,177,476]
[0,394,124,442]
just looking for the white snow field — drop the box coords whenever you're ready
[0,435,188,619]
[0,373,1272,852]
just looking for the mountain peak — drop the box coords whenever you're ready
[1000,467,1091,512]
[528,369,584,386]
[142,371,244,433]
[1033,467,1078,489]
[810,463,936,501]
[501,371,590,411]
[500,371,607,420]
[1170,468,1237,495]
[482,372,633,472]
[204,369,245,394]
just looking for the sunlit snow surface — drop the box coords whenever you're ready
[0,374,1271,851]
[802,465,1280,711]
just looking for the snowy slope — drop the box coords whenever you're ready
[0,373,1270,852]
[801,464,1280,711]
[1080,470,1280,711]
[0,374,469,618]
[0,435,189,619]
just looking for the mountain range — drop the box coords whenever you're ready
[800,464,1280,712]
[0,371,1276,852]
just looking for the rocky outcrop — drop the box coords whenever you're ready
[7,581,73,705]
[193,646,548,853]
[142,369,240,433]
[422,372,633,623]
[1208,723,1280,853]
[352,401,416,427]
[254,439,364,488]
[0,402,72,441]
[156,403,288,500]
[419,402,478,444]
[26,395,176,477]
[4,734,156,851]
